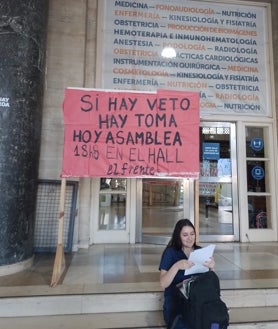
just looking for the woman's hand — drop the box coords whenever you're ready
[204,257,215,270]
[160,259,194,289]
[176,259,194,271]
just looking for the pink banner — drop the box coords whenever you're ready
[62,88,200,178]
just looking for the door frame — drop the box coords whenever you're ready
[198,122,239,242]
[138,122,240,244]
[237,122,278,242]
[90,178,132,243]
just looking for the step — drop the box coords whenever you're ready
[0,288,278,319]
[1,287,278,317]
[0,311,278,329]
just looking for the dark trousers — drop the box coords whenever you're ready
[163,296,190,329]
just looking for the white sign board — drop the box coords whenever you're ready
[99,0,272,116]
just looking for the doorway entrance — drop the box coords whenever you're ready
[141,178,190,244]
[198,122,239,242]
[141,122,239,243]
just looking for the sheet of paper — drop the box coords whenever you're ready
[184,244,216,276]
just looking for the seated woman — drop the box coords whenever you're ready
[159,218,215,329]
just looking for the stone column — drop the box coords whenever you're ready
[0,0,48,270]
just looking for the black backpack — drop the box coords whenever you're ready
[178,271,229,329]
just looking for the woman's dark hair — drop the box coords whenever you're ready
[167,218,197,250]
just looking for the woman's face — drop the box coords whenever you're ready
[180,225,195,248]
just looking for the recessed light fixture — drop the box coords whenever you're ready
[161,47,176,58]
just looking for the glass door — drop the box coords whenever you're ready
[140,122,239,244]
[199,122,239,242]
[242,125,278,241]
[92,178,131,243]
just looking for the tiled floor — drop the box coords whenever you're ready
[0,242,278,296]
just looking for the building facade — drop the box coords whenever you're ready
[2,0,278,271]
[39,0,278,250]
